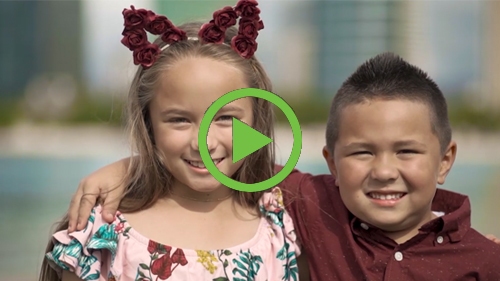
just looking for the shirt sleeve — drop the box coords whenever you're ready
[45,205,119,280]
[276,166,315,248]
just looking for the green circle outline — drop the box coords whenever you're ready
[198,88,302,192]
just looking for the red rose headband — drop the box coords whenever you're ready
[120,0,264,69]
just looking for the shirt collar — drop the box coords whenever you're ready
[349,188,471,243]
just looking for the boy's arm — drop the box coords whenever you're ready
[67,157,131,232]
[62,271,84,281]
[297,252,310,281]
[67,161,500,245]
[486,234,500,244]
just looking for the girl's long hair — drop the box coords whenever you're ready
[39,22,276,281]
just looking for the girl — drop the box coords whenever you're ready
[39,2,302,281]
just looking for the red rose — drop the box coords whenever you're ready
[257,20,264,30]
[145,15,174,35]
[213,6,237,29]
[170,248,188,266]
[120,28,148,50]
[231,34,257,59]
[161,27,187,44]
[122,5,156,30]
[238,18,260,39]
[234,0,260,19]
[150,254,173,279]
[133,43,160,68]
[198,21,225,44]
[147,240,172,254]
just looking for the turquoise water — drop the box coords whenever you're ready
[1,157,498,280]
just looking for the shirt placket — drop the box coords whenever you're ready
[383,245,409,281]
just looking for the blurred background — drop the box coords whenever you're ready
[1,0,499,280]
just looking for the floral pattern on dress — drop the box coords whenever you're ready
[45,187,300,281]
[135,241,188,280]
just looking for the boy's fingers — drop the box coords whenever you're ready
[75,192,100,231]
[101,191,122,223]
[486,234,500,245]
[67,188,83,232]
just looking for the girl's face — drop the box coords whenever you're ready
[149,56,253,194]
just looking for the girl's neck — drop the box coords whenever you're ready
[169,184,234,203]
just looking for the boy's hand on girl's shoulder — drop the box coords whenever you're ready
[486,234,500,245]
[67,157,131,232]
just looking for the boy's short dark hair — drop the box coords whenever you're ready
[325,52,452,153]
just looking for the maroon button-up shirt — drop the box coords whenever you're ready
[280,169,500,281]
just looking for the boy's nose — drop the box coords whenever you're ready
[370,155,399,182]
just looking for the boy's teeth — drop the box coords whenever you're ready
[369,193,404,200]
[186,158,223,168]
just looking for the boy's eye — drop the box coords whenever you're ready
[399,149,418,154]
[352,151,371,156]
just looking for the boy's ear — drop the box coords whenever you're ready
[322,146,339,185]
[437,140,458,185]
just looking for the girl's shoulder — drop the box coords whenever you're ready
[44,205,127,280]
[258,186,294,230]
[45,189,301,281]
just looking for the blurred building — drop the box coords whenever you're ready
[401,1,483,97]
[0,1,82,99]
[312,1,405,98]
[481,1,500,109]
[311,0,495,107]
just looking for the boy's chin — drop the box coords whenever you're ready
[363,214,433,236]
[360,214,414,232]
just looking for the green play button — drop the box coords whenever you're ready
[232,118,273,163]
[199,88,302,192]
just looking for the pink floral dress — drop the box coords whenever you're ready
[45,187,301,281]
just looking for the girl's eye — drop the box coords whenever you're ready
[217,115,234,122]
[169,117,189,123]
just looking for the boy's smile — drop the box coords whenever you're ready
[323,98,457,243]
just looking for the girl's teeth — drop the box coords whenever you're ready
[369,193,404,200]
[187,158,222,168]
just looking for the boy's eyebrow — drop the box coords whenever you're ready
[343,140,426,149]
[344,142,373,149]
[394,140,426,147]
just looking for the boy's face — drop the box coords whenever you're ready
[323,99,457,236]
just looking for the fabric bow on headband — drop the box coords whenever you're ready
[120,0,264,68]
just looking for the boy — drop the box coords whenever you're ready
[65,53,500,280]
[282,52,500,280]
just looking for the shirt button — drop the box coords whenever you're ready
[360,223,369,230]
[436,236,444,244]
[394,251,403,261]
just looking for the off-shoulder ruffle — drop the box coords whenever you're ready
[45,206,119,280]
[259,187,301,256]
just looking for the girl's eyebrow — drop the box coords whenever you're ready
[160,105,244,117]
[217,105,245,114]
[160,108,189,116]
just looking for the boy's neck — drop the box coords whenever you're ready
[381,211,438,244]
